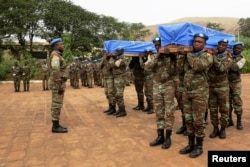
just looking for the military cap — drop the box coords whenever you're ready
[193,33,209,41]
[233,41,244,47]
[218,39,229,43]
[116,46,124,51]
[50,38,62,46]
[145,47,153,52]
[152,37,161,43]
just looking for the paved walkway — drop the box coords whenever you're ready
[0,77,250,167]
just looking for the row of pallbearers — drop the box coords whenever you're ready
[103,22,236,56]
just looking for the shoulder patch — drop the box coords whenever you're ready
[51,55,60,68]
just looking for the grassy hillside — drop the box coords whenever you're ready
[144,17,240,41]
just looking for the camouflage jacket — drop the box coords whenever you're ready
[22,65,31,78]
[11,65,21,77]
[228,54,246,83]
[179,50,213,91]
[129,57,144,77]
[48,50,68,88]
[100,57,113,79]
[108,56,126,76]
[208,52,232,86]
[146,53,176,84]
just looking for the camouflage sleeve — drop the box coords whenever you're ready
[139,57,145,69]
[230,56,246,71]
[187,52,213,72]
[214,55,232,72]
[49,52,62,84]
[177,55,185,74]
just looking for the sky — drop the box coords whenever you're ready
[72,0,249,26]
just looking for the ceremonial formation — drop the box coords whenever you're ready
[10,22,246,159]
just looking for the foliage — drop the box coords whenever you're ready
[241,49,250,73]
[238,18,250,38]
[62,33,73,64]
[206,22,225,31]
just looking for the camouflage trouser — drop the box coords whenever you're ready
[133,75,144,104]
[13,76,21,90]
[22,76,30,90]
[153,80,175,130]
[174,77,181,108]
[51,87,65,121]
[183,87,208,138]
[87,73,93,87]
[42,74,49,89]
[104,77,116,105]
[209,86,229,128]
[229,82,243,115]
[114,75,126,107]
[144,74,153,107]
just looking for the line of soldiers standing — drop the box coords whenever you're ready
[11,61,31,92]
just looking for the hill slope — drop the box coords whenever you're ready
[144,17,240,41]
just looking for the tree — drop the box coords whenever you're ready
[62,33,73,64]
[238,18,250,38]
[206,22,225,31]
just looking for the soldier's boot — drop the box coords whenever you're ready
[179,135,195,154]
[227,108,234,127]
[189,137,203,158]
[149,129,164,146]
[147,103,154,114]
[17,84,20,92]
[204,110,208,125]
[162,130,172,149]
[236,114,243,130]
[219,127,226,139]
[176,116,187,135]
[27,85,29,91]
[209,126,220,138]
[52,120,68,133]
[106,105,116,115]
[14,85,18,92]
[43,84,46,91]
[103,103,112,113]
[133,101,144,110]
[116,106,127,117]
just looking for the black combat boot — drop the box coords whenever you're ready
[106,105,116,115]
[219,127,226,139]
[176,116,187,134]
[147,104,154,114]
[189,137,203,158]
[149,129,164,146]
[133,102,144,110]
[52,120,68,133]
[162,130,172,149]
[103,103,111,113]
[116,106,127,117]
[236,114,243,130]
[209,126,220,138]
[179,135,195,154]
[27,85,29,91]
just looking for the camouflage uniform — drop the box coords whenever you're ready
[41,61,49,90]
[140,56,154,114]
[81,61,88,87]
[148,53,177,149]
[48,38,68,133]
[11,62,22,92]
[208,49,232,139]
[108,51,127,117]
[86,62,94,88]
[100,55,116,114]
[228,42,246,130]
[22,62,31,91]
[129,57,144,110]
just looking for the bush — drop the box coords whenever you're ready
[241,49,250,73]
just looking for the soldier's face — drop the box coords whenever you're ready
[193,37,206,52]
[55,42,64,52]
[233,45,243,55]
[217,42,228,53]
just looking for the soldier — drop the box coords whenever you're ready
[148,37,177,149]
[129,56,145,111]
[208,39,232,139]
[108,46,127,117]
[41,60,49,91]
[11,61,21,92]
[48,38,68,133]
[100,50,116,115]
[228,42,246,130]
[139,48,154,114]
[86,60,94,88]
[80,60,88,87]
[179,33,213,158]
[22,61,31,91]
[72,57,81,89]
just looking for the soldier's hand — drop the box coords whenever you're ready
[58,84,66,94]
[213,55,221,67]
